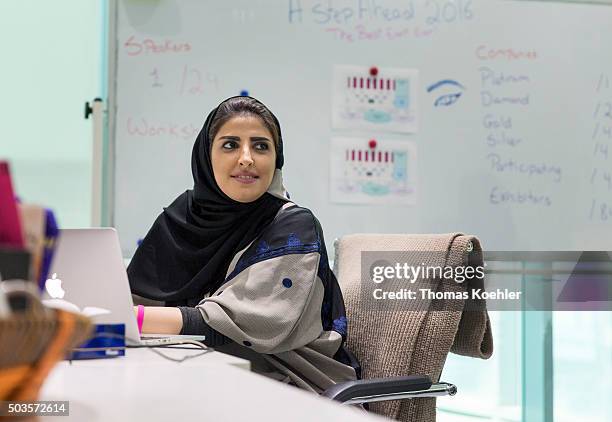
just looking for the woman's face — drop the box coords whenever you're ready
[211,115,276,203]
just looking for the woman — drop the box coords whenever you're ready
[127,96,360,393]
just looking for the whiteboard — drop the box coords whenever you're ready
[108,0,612,257]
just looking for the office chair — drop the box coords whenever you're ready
[322,233,493,421]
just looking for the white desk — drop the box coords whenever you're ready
[58,345,251,370]
[39,347,384,421]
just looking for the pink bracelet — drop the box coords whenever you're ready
[137,305,145,334]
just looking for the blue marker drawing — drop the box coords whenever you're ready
[427,79,465,107]
[434,92,463,107]
[427,79,465,92]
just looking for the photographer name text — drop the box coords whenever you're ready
[373,288,522,300]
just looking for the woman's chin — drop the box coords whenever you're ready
[227,190,265,203]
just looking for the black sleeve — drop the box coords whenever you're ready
[178,307,233,347]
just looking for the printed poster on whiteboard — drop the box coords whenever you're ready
[332,65,419,133]
[330,137,417,205]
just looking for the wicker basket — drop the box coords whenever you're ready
[0,281,93,401]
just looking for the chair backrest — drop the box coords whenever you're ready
[334,233,493,422]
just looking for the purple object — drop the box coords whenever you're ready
[38,209,59,290]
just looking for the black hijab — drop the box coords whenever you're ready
[127,96,289,305]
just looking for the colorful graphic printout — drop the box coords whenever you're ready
[330,137,417,204]
[332,65,419,133]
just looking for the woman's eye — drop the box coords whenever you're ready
[222,141,238,149]
[254,142,269,151]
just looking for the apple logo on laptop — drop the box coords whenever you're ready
[42,272,110,318]
[45,273,65,299]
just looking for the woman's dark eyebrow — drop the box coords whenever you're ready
[218,135,271,142]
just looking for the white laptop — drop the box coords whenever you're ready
[43,228,205,347]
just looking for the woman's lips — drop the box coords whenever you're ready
[231,175,258,184]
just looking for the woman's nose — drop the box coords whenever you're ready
[238,145,254,167]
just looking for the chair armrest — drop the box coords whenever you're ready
[322,375,457,405]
